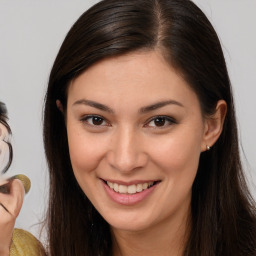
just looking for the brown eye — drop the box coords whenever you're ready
[154,117,166,127]
[91,116,104,125]
[82,115,108,126]
[146,116,176,128]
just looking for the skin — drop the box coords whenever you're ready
[0,179,24,256]
[64,50,226,256]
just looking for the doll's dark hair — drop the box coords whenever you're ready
[0,102,13,173]
[43,0,256,255]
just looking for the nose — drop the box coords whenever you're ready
[107,126,148,173]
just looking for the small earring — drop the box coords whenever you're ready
[206,145,211,151]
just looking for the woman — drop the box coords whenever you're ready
[42,0,254,255]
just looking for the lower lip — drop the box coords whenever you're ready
[102,181,159,206]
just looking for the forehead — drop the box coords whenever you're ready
[67,50,200,111]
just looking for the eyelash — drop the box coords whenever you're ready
[145,115,177,128]
[80,115,177,129]
[80,115,109,127]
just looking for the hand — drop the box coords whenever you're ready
[0,179,25,256]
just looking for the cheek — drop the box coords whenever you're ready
[67,128,107,175]
[148,129,203,176]
[146,132,202,215]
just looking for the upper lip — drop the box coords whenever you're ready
[101,178,161,186]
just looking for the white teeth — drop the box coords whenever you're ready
[107,181,114,189]
[106,181,156,194]
[142,183,148,189]
[127,184,136,194]
[114,183,119,192]
[136,184,143,192]
[118,185,127,194]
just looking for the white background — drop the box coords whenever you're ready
[0,0,255,240]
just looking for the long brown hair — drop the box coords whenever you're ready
[43,0,256,255]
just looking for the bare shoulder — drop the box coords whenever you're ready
[10,228,46,256]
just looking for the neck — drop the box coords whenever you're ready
[111,208,191,256]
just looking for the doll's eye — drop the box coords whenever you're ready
[146,116,176,128]
[81,115,109,126]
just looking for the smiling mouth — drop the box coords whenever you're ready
[104,180,160,194]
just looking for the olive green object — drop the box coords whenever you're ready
[10,229,46,256]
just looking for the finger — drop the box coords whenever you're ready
[0,181,10,194]
[0,175,31,194]
[0,179,24,217]
[0,188,13,214]
[10,175,31,194]
[0,201,15,235]
[9,179,25,217]
[0,202,10,213]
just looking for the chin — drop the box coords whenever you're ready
[101,210,157,233]
[110,220,152,233]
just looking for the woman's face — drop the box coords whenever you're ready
[66,51,208,233]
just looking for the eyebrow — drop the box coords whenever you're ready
[73,99,184,114]
[73,99,114,113]
[139,100,184,113]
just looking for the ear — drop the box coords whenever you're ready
[56,100,64,113]
[201,100,227,152]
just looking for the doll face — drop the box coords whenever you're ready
[0,122,11,172]
[66,51,208,233]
